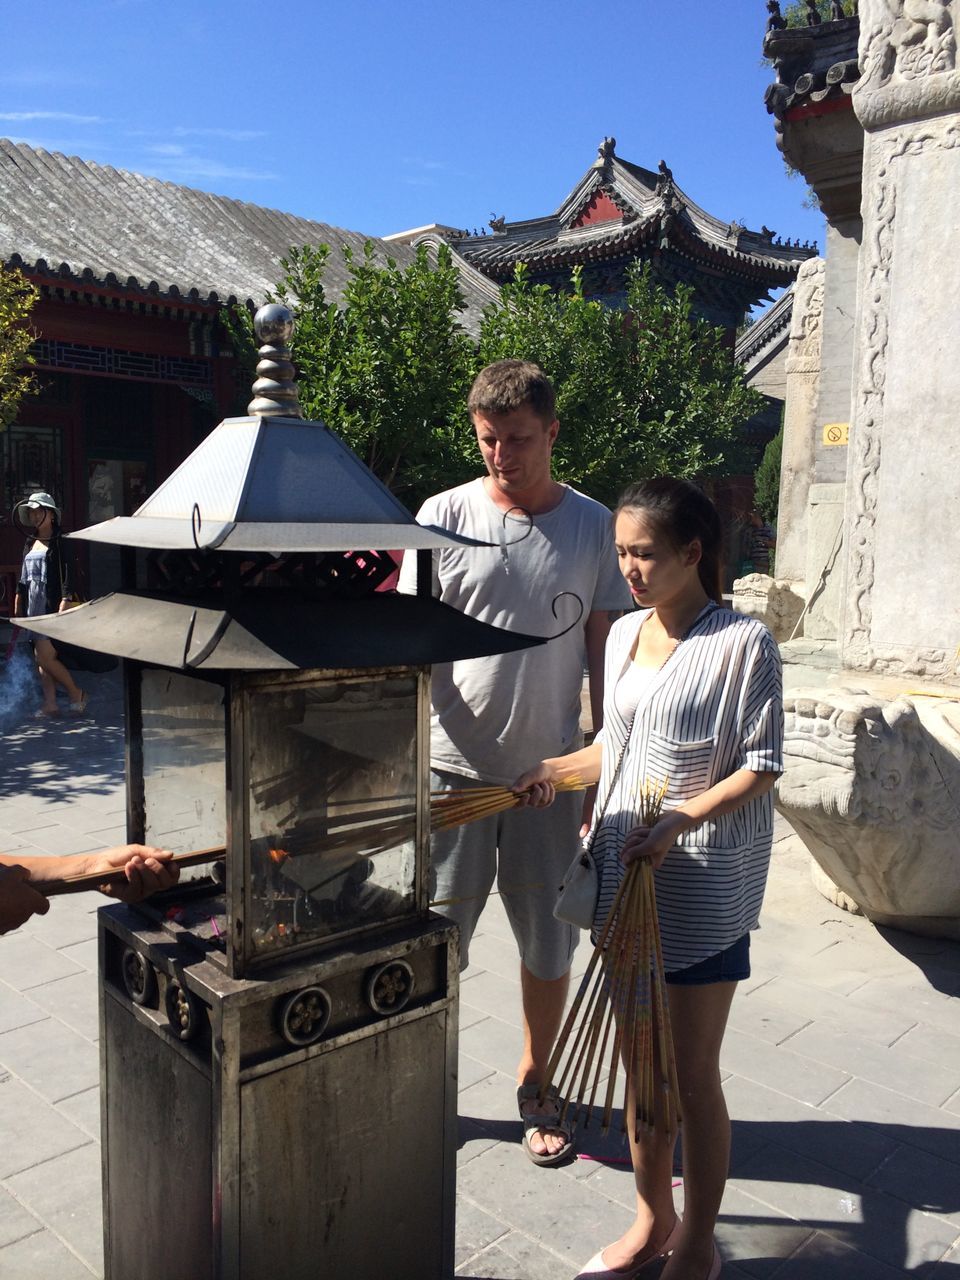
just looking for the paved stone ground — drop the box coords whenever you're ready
[1,665,959,1277]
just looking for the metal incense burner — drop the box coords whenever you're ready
[21,304,544,1280]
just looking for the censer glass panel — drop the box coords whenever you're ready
[141,669,226,863]
[246,673,419,957]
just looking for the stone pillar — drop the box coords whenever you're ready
[803,483,845,639]
[812,221,860,491]
[798,218,860,640]
[841,0,960,680]
[776,257,825,588]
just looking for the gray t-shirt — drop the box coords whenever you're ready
[398,479,631,785]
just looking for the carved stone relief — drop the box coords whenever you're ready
[777,257,825,587]
[856,0,960,127]
[731,574,805,642]
[842,120,960,678]
[777,685,960,937]
[784,257,826,375]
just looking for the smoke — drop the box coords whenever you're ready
[0,635,39,730]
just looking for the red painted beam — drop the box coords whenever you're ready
[784,95,854,124]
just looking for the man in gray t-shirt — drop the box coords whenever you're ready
[398,360,629,1165]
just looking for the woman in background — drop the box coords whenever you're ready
[13,491,87,718]
[515,478,783,1280]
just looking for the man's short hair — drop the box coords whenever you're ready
[467,360,556,424]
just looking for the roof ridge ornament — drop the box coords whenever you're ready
[593,136,616,173]
[247,303,303,419]
[767,1,787,31]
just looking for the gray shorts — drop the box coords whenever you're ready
[430,769,581,981]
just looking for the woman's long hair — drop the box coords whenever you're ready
[614,478,724,604]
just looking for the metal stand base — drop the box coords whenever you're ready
[99,904,459,1280]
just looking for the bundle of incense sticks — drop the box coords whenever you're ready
[537,775,681,1143]
[38,779,587,897]
[268,777,589,865]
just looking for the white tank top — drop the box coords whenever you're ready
[614,661,658,721]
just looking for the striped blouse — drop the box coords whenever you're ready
[592,605,784,972]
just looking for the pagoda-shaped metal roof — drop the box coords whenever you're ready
[69,304,464,556]
[19,590,545,671]
[18,304,548,671]
[71,414,457,555]
[439,140,816,287]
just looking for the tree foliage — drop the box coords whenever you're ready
[226,242,477,507]
[753,423,783,523]
[479,263,763,507]
[0,265,38,431]
[226,246,764,512]
[781,0,856,25]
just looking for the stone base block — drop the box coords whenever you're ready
[732,574,805,643]
[810,860,960,939]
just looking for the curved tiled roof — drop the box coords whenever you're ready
[0,140,497,333]
[736,285,794,369]
[763,13,860,118]
[449,150,814,288]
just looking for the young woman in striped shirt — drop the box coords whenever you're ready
[515,478,783,1280]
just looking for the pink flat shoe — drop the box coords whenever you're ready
[574,1218,682,1279]
[707,1242,722,1280]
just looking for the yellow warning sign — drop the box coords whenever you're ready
[822,422,849,446]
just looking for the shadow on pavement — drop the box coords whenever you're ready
[876,923,960,997]
[460,1109,960,1275]
[0,661,125,801]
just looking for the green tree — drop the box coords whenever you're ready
[0,265,38,431]
[479,263,763,507]
[753,423,783,523]
[228,247,764,512]
[782,0,856,25]
[227,241,477,507]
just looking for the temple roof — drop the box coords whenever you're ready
[763,8,860,119]
[439,140,815,287]
[0,139,499,333]
[735,285,794,371]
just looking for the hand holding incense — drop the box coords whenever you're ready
[37,846,224,897]
[537,775,681,1143]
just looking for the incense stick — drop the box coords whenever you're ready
[37,846,226,897]
[37,778,588,900]
[539,775,681,1143]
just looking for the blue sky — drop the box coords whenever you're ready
[2,0,823,289]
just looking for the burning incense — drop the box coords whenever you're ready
[538,775,681,1143]
[38,778,588,899]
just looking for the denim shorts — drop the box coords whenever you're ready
[665,932,750,986]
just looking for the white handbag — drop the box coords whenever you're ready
[552,724,634,930]
[553,844,599,929]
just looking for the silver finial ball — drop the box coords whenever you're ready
[253,302,295,345]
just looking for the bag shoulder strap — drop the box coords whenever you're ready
[582,716,635,860]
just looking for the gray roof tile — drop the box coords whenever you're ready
[0,140,497,334]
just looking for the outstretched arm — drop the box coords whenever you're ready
[0,844,179,934]
[0,864,50,933]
